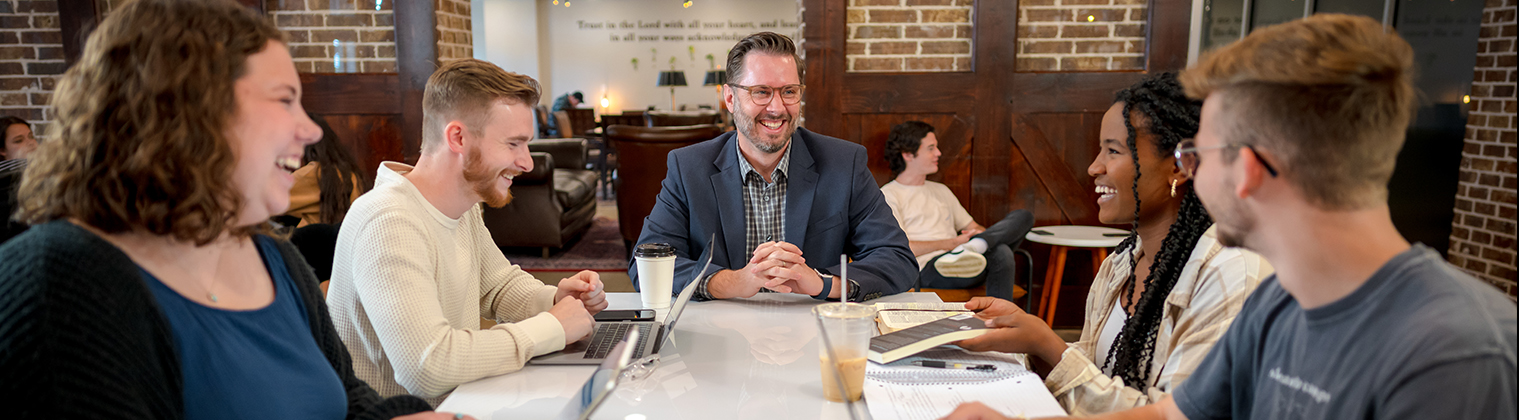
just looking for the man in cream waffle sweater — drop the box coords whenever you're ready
[327,59,606,406]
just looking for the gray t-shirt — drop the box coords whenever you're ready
[1174,245,1517,419]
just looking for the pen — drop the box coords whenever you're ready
[912,360,997,371]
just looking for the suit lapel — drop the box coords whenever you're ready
[711,135,748,265]
[785,130,818,249]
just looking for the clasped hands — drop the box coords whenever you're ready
[709,241,830,299]
[548,270,607,345]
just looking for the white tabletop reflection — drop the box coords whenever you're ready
[439,292,940,419]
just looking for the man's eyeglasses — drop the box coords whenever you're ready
[727,83,805,106]
[1174,139,1279,178]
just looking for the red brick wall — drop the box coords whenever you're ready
[434,0,471,62]
[845,0,974,72]
[265,0,397,73]
[1015,0,1146,71]
[0,1,64,136]
[1448,0,1518,297]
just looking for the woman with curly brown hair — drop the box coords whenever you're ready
[0,1,466,419]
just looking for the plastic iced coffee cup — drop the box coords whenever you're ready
[634,243,676,310]
[814,302,876,403]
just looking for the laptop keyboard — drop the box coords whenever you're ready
[585,322,654,359]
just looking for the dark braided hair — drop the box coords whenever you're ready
[1099,72,1212,389]
[304,112,365,225]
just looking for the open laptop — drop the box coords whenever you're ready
[531,239,715,365]
[554,329,639,420]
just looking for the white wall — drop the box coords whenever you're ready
[477,0,799,112]
[474,0,542,81]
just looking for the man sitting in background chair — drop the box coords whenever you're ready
[880,121,1033,301]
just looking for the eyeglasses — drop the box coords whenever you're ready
[1174,139,1279,178]
[727,83,805,106]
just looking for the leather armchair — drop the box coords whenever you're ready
[481,139,599,256]
[605,124,724,252]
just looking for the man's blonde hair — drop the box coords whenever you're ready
[421,59,541,153]
[1180,13,1415,210]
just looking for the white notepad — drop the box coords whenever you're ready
[863,347,1067,420]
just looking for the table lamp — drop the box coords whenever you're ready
[656,70,688,110]
[702,69,727,87]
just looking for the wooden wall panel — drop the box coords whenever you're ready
[317,114,403,188]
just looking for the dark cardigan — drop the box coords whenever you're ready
[0,221,432,419]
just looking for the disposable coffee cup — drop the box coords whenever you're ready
[814,302,876,403]
[634,243,676,310]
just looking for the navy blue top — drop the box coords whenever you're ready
[143,235,346,420]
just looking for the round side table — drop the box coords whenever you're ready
[1025,225,1129,326]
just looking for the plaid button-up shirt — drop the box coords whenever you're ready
[692,142,791,300]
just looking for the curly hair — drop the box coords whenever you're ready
[885,120,934,176]
[1099,72,1212,390]
[15,0,284,245]
[305,113,365,225]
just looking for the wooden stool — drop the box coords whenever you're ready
[1024,226,1128,325]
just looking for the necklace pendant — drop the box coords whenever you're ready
[209,293,219,303]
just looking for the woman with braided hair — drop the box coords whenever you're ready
[951,72,1271,416]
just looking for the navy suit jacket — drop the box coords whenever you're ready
[629,128,917,301]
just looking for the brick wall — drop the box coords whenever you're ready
[1448,0,1518,297]
[0,0,64,136]
[1015,0,1146,71]
[434,0,471,62]
[845,0,973,72]
[265,0,397,73]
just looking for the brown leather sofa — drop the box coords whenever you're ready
[481,138,599,256]
[605,124,724,252]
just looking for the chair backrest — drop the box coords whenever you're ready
[605,124,724,243]
[535,105,552,137]
[645,110,721,127]
[599,113,647,131]
[559,108,596,137]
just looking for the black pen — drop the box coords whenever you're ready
[913,360,997,371]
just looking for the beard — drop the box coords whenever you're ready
[463,145,516,208]
[1203,176,1254,248]
[732,100,796,154]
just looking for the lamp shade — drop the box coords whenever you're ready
[702,70,727,86]
[656,70,688,87]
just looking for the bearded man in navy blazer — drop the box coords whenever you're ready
[630,32,917,302]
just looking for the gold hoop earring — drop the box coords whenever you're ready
[1170,179,1179,197]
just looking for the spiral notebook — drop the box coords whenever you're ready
[863,347,1067,420]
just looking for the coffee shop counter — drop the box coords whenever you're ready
[438,292,941,419]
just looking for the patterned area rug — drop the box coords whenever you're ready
[501,216,629,272]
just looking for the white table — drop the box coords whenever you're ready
[1024,225,1129,324]
[439,292,941,419]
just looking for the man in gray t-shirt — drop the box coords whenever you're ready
[1173,245,1517,419]
[942,13,1517,420]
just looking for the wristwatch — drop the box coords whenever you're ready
[813,270,862,301]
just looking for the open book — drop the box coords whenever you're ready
[864,347,1067,420]
[874,302,974,334]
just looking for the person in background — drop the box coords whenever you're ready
[880,120,1034,301]
[1,116,35,242]
[1,115,38,162]
[283,112,366,227]
[326,58,605,406]
[0,0,463,418]
[946,14,1515,420]
[632,32,918,302]
[948,73,1271,416]
[545,90,582,137]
